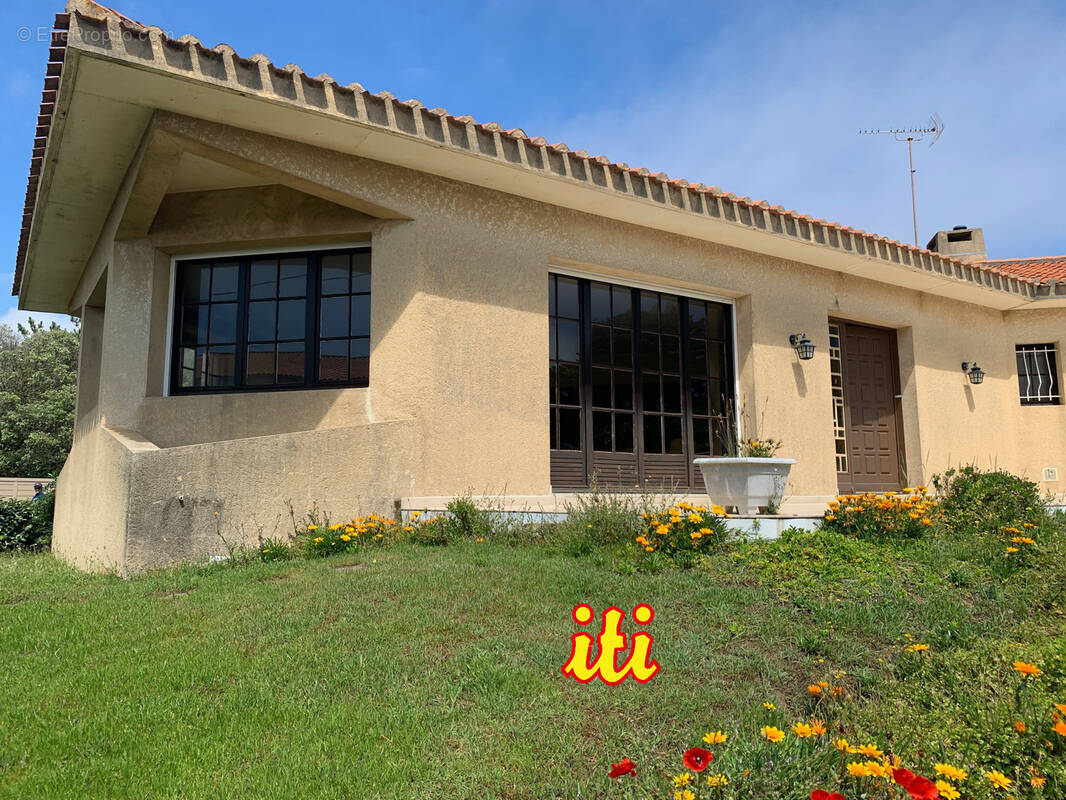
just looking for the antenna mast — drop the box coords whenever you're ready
[859,113,944,247]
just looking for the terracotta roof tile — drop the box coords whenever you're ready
[11,2,1066,303]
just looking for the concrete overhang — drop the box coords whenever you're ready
[16,8,1066,313]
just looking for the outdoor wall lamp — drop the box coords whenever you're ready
[961,362,985,385]
[789,333,816,360]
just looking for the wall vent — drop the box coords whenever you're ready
[1043,467,1060,482]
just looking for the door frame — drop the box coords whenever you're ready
[830,318,907,494]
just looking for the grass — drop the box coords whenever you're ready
[1,507,1064,798]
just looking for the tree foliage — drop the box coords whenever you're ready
[0,317,80,477]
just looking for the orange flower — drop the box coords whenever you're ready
[1013,661,1042,677]
[807,684,823,695]
[1014,720,1026,732]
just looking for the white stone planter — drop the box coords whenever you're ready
[693,457,797,515]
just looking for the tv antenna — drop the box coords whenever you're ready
[859,113,944,247]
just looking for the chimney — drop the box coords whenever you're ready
[925,225,987,262]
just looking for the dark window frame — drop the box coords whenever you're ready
[170,246,371,395]
[549,273,737,489]
[1016,343,1062,406]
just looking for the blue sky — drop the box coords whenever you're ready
[3,0,1065,329]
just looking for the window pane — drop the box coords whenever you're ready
[320,296,349,339]
[548,276,556,318]
[709,380,725,415]
[590,283,611,323]
[688,301,707,338]
[706,304,725,340]
[249,260,277,299]
[642,373,661,412]
[278,299,306,340]
[614,369,633,411]
[556,277,579,319]
[318,339,348,382]
[182,265,210,303]
[321,253,350,295]
[279,259,307,297]
[640,333,659,372]
[590,324,611,366]
[181,305,208,346]
[613,329,631,367]
[661,335,680,374]
[690,339,707,377]
[643,415,662,454]
[691,378,709,416]
[611,286,632,327]
[558,408,581,450]
[351,252,372,293]
[593,411,612,451]
[247,301,276,342]
[663,375,681,413]
[349,338,370,383]
[208,303,237,344]
[558,363,580,406]
[660,296,679,333]
[350,294,371,338]
[664,416,683,454]
[693,418,711,455]
[211,264,238,301]
[641,293,658,331]
[550,408,557,449]
[179,347,204,387]
[592,367,611,408]
[277,342,305,385]
[708,344,725,379]
[615,413,634,452]
[557,320,580,363]
[549,363,557,403]
[246,343,275,385]
[206,346,236,387]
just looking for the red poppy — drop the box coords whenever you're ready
[892,768,939,800]
[682,746,713,772]
[608,757,636,778]
[810,791,846,800]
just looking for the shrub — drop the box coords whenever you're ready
[633,501,729,568]
[933,466,1045,534]
[0,492,53,551]
[293,512,402,557]
[820,487,939,540]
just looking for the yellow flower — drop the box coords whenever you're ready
[830,685,845,697]
[655,523,671,535]
[1012,536,1036,544]
[645,546,654,552]
[340,535,351,542]
[672,773,692,787]
[825,514,837,521]
[673,791,694,800]
[699,528,712,535]
[705,774,728,787]
[846,762,872,777]
[711,504,726,516]
[313,536,323,543]
[476,537,484,542]
[1006,546,1019,554]
[1031,775,1046,787]
[761,725,785,742]
[792,722,813,738]
[856,743,882,758]
[985,771,1012,790]
[833,738,850,752]
[688,513,704,523]
[1013,661,1042,677]
[329,523,342,531]
[936,780,960,799]
[807,684,823,695]
[864,761,888,778]
[762,702,776,710]
[905,643,930,653]
[810,719,827,735]
[703,730,728,745]
[935,764,968,781]
[690,531,703,540]
[403,526,414,532]
[307,524,318,531]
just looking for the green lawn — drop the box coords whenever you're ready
[2,516,1064,798]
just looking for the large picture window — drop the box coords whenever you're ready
[549,273,735,490]
[171,247,370,393]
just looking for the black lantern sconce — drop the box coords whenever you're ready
[961,362,985,385]
[789,333,816,360]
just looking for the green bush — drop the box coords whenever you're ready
[933,466,1045,534]
[0,492,54,551]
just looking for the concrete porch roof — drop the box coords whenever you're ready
[13,1,1066,313]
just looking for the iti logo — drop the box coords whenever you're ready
[561,603,660,684]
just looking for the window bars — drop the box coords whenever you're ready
[1015,343,1061,405]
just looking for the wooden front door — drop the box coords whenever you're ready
[833,321,904,493]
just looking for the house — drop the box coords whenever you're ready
[14,1,1065,573]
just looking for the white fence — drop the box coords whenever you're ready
[0,478,50,500]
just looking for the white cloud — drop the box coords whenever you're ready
[0,304,79,333]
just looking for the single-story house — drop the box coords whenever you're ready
[14,1,1065,573]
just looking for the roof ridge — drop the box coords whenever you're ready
[979,255,1066,264]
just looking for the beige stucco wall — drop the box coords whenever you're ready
[51,114,1065,572]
